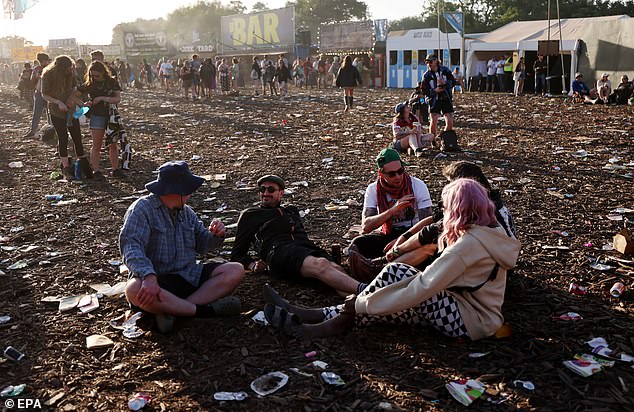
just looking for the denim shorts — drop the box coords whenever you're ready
[89,115,108,130]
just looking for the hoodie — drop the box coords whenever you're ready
[355,225,521,340]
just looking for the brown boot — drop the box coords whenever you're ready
[347,244,384,283]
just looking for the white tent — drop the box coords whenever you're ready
[466,15,634,93]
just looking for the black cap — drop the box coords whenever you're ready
[257,175,285,190]
[425,54,438,62]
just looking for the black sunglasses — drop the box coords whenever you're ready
[382,167,405,178]
[259,186,279,193]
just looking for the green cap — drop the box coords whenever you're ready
[257,174,285,189]
[375,148,408,169]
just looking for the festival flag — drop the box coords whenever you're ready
[443,12,463,36]
[3,0,36,20]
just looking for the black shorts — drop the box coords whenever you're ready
[267,242,331,279]
[430,97,454,115]
[132,262,224,300]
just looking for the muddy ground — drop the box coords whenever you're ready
[0,83,633,411]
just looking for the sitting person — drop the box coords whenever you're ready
[121,161,245,333]
[231,175,362,295]
[595,73,611,104]
[571,72,593,102]
[348,148,432,281]
[391,102,433,157]
[609,75,633,105]
[384,161,517,268]
[262,178,521,341]
[408,81,429,124]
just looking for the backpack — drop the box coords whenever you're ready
[439,130,459,152]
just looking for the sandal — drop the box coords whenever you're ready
[210,296,241,317]
[263,304,301,332]
[262,284,287,307]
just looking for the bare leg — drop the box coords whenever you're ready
[444,113,454,131]
[300,256,359,294]
[429,113,440,135]
[90,129,106,172]
[125,262,244,316]
[108,143,118,170]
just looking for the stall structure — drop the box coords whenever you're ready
[386,28,464,88]
[465,15,634,94]
[318,20,386,87]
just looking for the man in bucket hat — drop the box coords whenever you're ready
[347,148,433,282]
[231,174,363,295]
[121,161,244,333]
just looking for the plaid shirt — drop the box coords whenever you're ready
[119,194,223,286]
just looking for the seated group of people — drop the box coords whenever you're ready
[121,151,520,341]
[390,55,456,158]
[572,72,634,105]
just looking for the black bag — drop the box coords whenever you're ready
[439,130,459,152]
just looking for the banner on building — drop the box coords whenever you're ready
[221,7,295,51]
[3,0,34,20]
[179,44,215,53]
[319,21,374,52]
[48,38,77,48]
[123,32,168,56]
[443,12,463,36]
[11,45,43,61]
[374,19,388,42]
[79,44,121,57]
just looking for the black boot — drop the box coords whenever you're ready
[61,159,74,181]
[78,157,93,179]
[343,95,349,111]
[349,96,354,109]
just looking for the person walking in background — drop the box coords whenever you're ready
[328,56,340,88]
[231,57,241,91]
[200,58,216,99]
[75,60,122,178]
[335,55,362,112]
[23,52,51,138]
[250,56,262,96]
[533,54,547,96]
[276,58,292,98]
[18,62,34,103]
[514,57,526,96]
[218,58,230,95]
[41,55,90,181]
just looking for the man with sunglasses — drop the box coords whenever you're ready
[231,175,362,295]
[348,148,433,281]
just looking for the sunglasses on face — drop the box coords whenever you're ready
[259,186,279,193]
[381,167,405,178]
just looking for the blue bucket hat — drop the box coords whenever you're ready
[145,161,205,196]
[394,101,408,114]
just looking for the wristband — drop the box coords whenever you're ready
[249,261,257,271]
[392,247,401,257]
[401,231,412,240]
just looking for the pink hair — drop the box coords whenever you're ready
[438,178,497,251]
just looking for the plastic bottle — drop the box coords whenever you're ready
[74,159,81,180]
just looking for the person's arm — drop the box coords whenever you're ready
[119,206,156,279]
[230,210,258,269]
[362,195,414,233]
[355,249,467,316]
[93,90,121,106]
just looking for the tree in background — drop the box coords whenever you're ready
[251,2,268,12]
[286,0,368,39]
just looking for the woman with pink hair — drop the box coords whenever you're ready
[263,178,521,341]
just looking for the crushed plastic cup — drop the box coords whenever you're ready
[250,371,288,396]
[304,350,318,358]
[513,380,535,390]
[0,315,10,324]
[321,371,345,386]
[1,384,26,397]
[310,360,328,370]
[446,379,485,406]
[610,282,625,298]
[554,312,583,321]
[72,106,89,119]
[128,392,151,411]
[8,161,23,168]
[213,391,248,401]
[568,282,588,295]
[468,352,491,359]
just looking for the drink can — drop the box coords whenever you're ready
[128,392,151,411]
[4,346,25,362]
[331,244,342,265]
[610,282,625,298]
[45,194,64,201]
[568,282,587,295]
